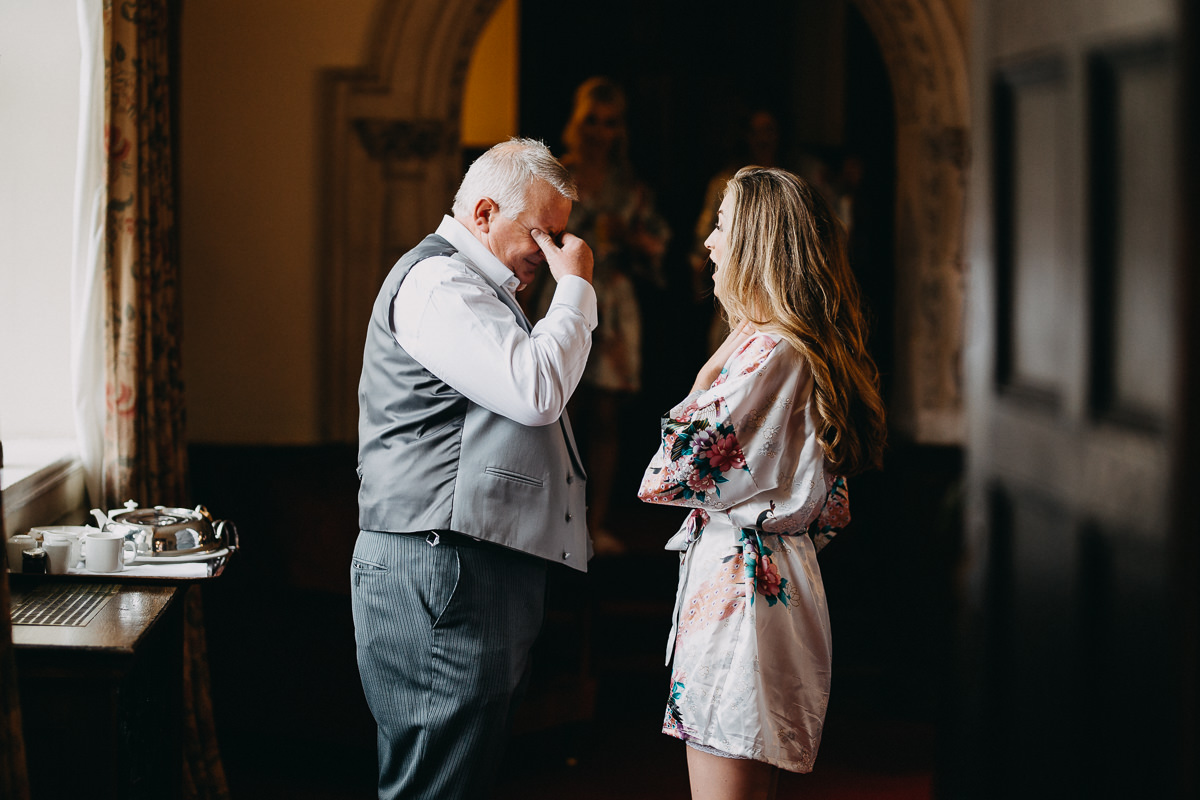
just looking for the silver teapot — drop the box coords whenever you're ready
[92,501,238,557]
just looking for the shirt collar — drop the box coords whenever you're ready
[436,216,522,296]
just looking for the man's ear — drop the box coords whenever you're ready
[472,197,498,233]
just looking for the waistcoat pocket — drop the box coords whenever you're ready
[483,466,544,487]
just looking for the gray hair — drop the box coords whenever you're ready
[451,138,578,218]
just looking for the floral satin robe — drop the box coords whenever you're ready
[638,331,850,772]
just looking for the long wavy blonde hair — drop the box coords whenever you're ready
[715,166,887,475]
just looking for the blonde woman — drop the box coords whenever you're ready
[639,167,887,799]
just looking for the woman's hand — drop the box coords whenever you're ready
[691,322,755,394]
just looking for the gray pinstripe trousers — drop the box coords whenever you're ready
[351,529,548,800]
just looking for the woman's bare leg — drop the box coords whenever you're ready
[686,746,779,800]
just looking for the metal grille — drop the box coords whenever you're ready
[10,583,119,627]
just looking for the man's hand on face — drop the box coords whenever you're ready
[531,229,594,284]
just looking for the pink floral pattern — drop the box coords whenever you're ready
[639,395,750,505]
[734,530,791,607]
[707,432,746,472]
[677,551,745,637]
[757,554,783,597]
[808,476,850,553]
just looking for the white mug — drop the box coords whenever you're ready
[42,539,73,575]
[6,534,37,572]
[36,527,88,570]
[84,531,137,573]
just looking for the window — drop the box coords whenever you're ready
[0,2,85,525]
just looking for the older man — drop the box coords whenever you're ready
[351,138,596,799]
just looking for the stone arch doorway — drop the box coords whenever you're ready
[851,0,969,445]
[321,0,968,446]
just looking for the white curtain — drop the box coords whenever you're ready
[71,0,106,508]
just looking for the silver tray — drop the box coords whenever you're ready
[132,546,232,565]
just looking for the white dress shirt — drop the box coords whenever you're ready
[391,216,598,427]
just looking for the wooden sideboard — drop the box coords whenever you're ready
[10,579,187,799]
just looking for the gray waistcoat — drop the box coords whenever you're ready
[357,234,590,571]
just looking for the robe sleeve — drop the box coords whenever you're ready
[637,334,815,518]
[808,475,850,552]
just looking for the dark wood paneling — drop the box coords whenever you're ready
[1005,485,1080,797]
[993,57,1068,409]
[1088,39,1177,430]
[0,473,30,799]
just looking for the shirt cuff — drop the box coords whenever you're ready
[549,275,599,330]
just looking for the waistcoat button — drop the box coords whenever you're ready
[566,474,574,484]
[565,512,573,522]
[562,552,571,560]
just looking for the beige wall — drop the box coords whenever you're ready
[180,0,376,443]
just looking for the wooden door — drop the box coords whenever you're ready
[955,0,1196,796]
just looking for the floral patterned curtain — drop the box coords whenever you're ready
[101,0,187,508]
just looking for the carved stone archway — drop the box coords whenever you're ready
[321,0,969,445]
[851,0,969,445]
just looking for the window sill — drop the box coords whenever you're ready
[1,439,88,536]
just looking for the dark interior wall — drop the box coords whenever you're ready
[517,0,897,414]
[518,0,810,219]
[516,0,812,414]
[516,0,850,265]
[842,4,897,402]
